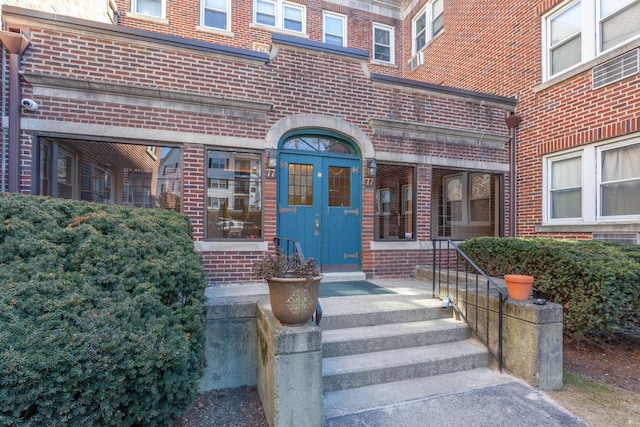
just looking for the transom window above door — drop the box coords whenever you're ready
[282,135,355,154]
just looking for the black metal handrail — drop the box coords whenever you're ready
[273,237,322,326]
[431,239,508,371]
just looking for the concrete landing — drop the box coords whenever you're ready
[324,379,588,427]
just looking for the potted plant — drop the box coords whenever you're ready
[504,274,534,301]
[253,251,323,325]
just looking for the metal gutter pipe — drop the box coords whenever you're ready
[505,113,522,238]
[0,30,30,193]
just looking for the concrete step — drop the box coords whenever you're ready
[323,367,512,420]
[322,338,492,393]
[322,318,470,358]
[318,295,451,330]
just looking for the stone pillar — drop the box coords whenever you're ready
[418,267,563,390]
[256,303,323,427]
[502,299,563,390]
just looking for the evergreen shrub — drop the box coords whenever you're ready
[459,237,640,342]
[0,193,206,426]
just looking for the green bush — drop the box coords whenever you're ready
[0,193,206,426]
[459,237,640,342]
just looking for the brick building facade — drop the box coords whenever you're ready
[2,1,531,284]
[407,0,640,242]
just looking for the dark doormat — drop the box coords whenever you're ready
[318,281,396,298]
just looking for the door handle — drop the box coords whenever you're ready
[314,219,319,236]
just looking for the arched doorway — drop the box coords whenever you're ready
[277,131,362,273]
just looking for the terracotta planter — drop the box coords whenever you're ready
[504,274,534,301]
[266,276,323,325]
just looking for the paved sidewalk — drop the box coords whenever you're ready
[324,380,588,427]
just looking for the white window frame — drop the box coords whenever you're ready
[132,0,166,18]
[542,135,640,224]
[253,0,306,34]
[542,0,640,80]
[201,0,231,31]
[323,11,347,47]
[372,22,395,64]
[543,150,586,223]
[411,0,444,55]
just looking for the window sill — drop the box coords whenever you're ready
[370,240,423,251]
[536,222,640,233]
[195,240,268,252]
[196,26,234,38]
[126,12,169,25]
[536,38,640,92]
[371,59,397,68]
[249,23,309,39]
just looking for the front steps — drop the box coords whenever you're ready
[320,289,501,420]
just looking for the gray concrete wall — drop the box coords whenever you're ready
[199,285,268,391]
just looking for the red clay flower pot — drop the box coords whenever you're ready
[504,274,534,301]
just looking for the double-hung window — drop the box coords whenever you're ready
[543,0,640,79]
[323,12,346,46]
[544,137,640,223]
[254,0,305,33]
[599,142,640,217]
[411,0,444,54]
[548,155,583,220]
[373,23,394,63]
[202,0,230,31]
[133,0,164,18]
[601,0,640,51]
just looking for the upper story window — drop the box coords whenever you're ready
[373,23,395,63]
[254,0,306,33]
[411,0,444,54]
[323,11,346,46]
[132,0,165,18]
[543,136,640,223]
[202,0,230,31]
[543,0,640,79]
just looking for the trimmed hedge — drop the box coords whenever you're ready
[0,193,206,426]
[459,237,640,342]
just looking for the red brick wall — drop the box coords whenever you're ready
[113,0,403,77]
[404,0,640,238]
[7,8,512,283]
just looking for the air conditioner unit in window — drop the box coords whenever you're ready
[592,233,640,245]
[408,51,424,71]
[592,48,639,90]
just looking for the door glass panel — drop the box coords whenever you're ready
[328,166,350,207]
[288,163,313,206]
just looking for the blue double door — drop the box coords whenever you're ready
[277,152,362,273]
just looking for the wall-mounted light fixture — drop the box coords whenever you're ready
[367,159,377,177]
[267,150,277,168]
